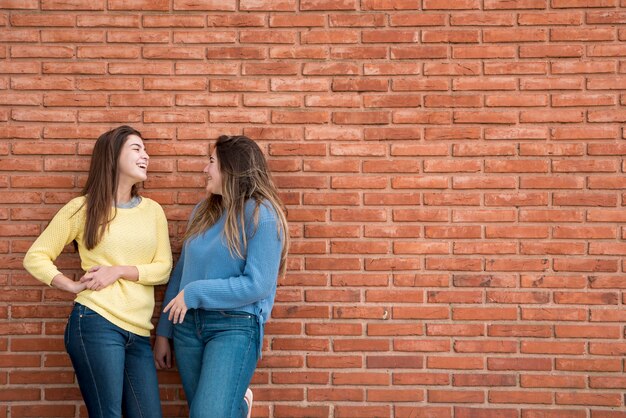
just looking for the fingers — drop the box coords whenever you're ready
[81,265,101,281]
[154,355,165,370]
[164,292,187,323]
[153,338,172,369]
[163,300,173,316]
[167,304,187,324]
[163,299,173,313]
[175,307,187,325]
[86,279,103,291]
[79,273,93,283]
[154,351,171,369]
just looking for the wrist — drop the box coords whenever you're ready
[117,265,139,282]
[71,281,84,294]
[114,265,125,280]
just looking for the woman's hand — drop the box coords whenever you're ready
[69,280,88,294]
[163,290,187,325]
[153,336,172,370]
[79,265,121,291]
[51,273,87,294]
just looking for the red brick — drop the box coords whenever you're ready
[555,325,621,339]
[428,389,484,403]
[453,308,518,321]
[520,10,581,24]
[428,356,483,370]
[556,392,622,407]
[392,306,449,319]
[552,0,616,6]
[10,405,75,417]
[553,258,618,272]
[300,0,357,10]
[488,325,551,338]
[427,324,484,337]
[485,0,546,8]
[456,408,521,418]
[589,376,626,389]
[520,44,584,57]
[488,358,552,371]
[484,28,547,42]
[489,390,553,404]
[274,405,330,417]
[270,14,325,27]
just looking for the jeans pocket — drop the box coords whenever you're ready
[64,314,71,348]
[81,305,100,317]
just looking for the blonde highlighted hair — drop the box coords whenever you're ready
[184,135,289,277]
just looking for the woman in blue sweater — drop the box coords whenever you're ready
[154,135,288,418]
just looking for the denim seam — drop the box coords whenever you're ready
[64,309,71,348]
[77,306,105,417]
[123,332,145,418]
[230,330,255,418]
[123,366,144,418]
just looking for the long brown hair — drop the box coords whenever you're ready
[80,125,142,250]
[184,135,289,277]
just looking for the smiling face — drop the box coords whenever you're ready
[117,134,149,184]
[203,147,222,195]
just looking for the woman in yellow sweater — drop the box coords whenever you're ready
[23,125,172,418]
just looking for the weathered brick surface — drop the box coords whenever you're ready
[1,1,626,417]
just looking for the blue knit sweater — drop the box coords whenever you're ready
[156,200,284,351]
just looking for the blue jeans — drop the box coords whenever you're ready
[64,303,162,418]
[173,309,260,418]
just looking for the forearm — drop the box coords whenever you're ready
[51,273,84,294]
[116,265,139,281]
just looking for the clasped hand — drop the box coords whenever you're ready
[79,265,121,291]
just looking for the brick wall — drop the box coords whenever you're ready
[1,1,626,417]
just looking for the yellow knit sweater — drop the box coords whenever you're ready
[23,196,172,336]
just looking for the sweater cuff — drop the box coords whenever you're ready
[41,267,62,286]
[156,313,174,339]
[183,281,201,309]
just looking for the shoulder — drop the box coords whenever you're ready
[245,199,280,224]
[140,196,160,208]
[139,197,167,217]
[59,196,87,217]
[44,196,86,228]
[66,195,86,209]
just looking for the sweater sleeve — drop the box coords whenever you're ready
[183,218,283,310]
[135,203,173,286]
[23,199,83,286]
[155,245,185,339]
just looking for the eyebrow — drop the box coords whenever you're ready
[128,141,145,149]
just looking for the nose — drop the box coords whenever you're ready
[142,149,150,160]
[203,164,209,173]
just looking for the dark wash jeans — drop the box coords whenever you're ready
[173,309,260,418]
[64,303,162,418]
